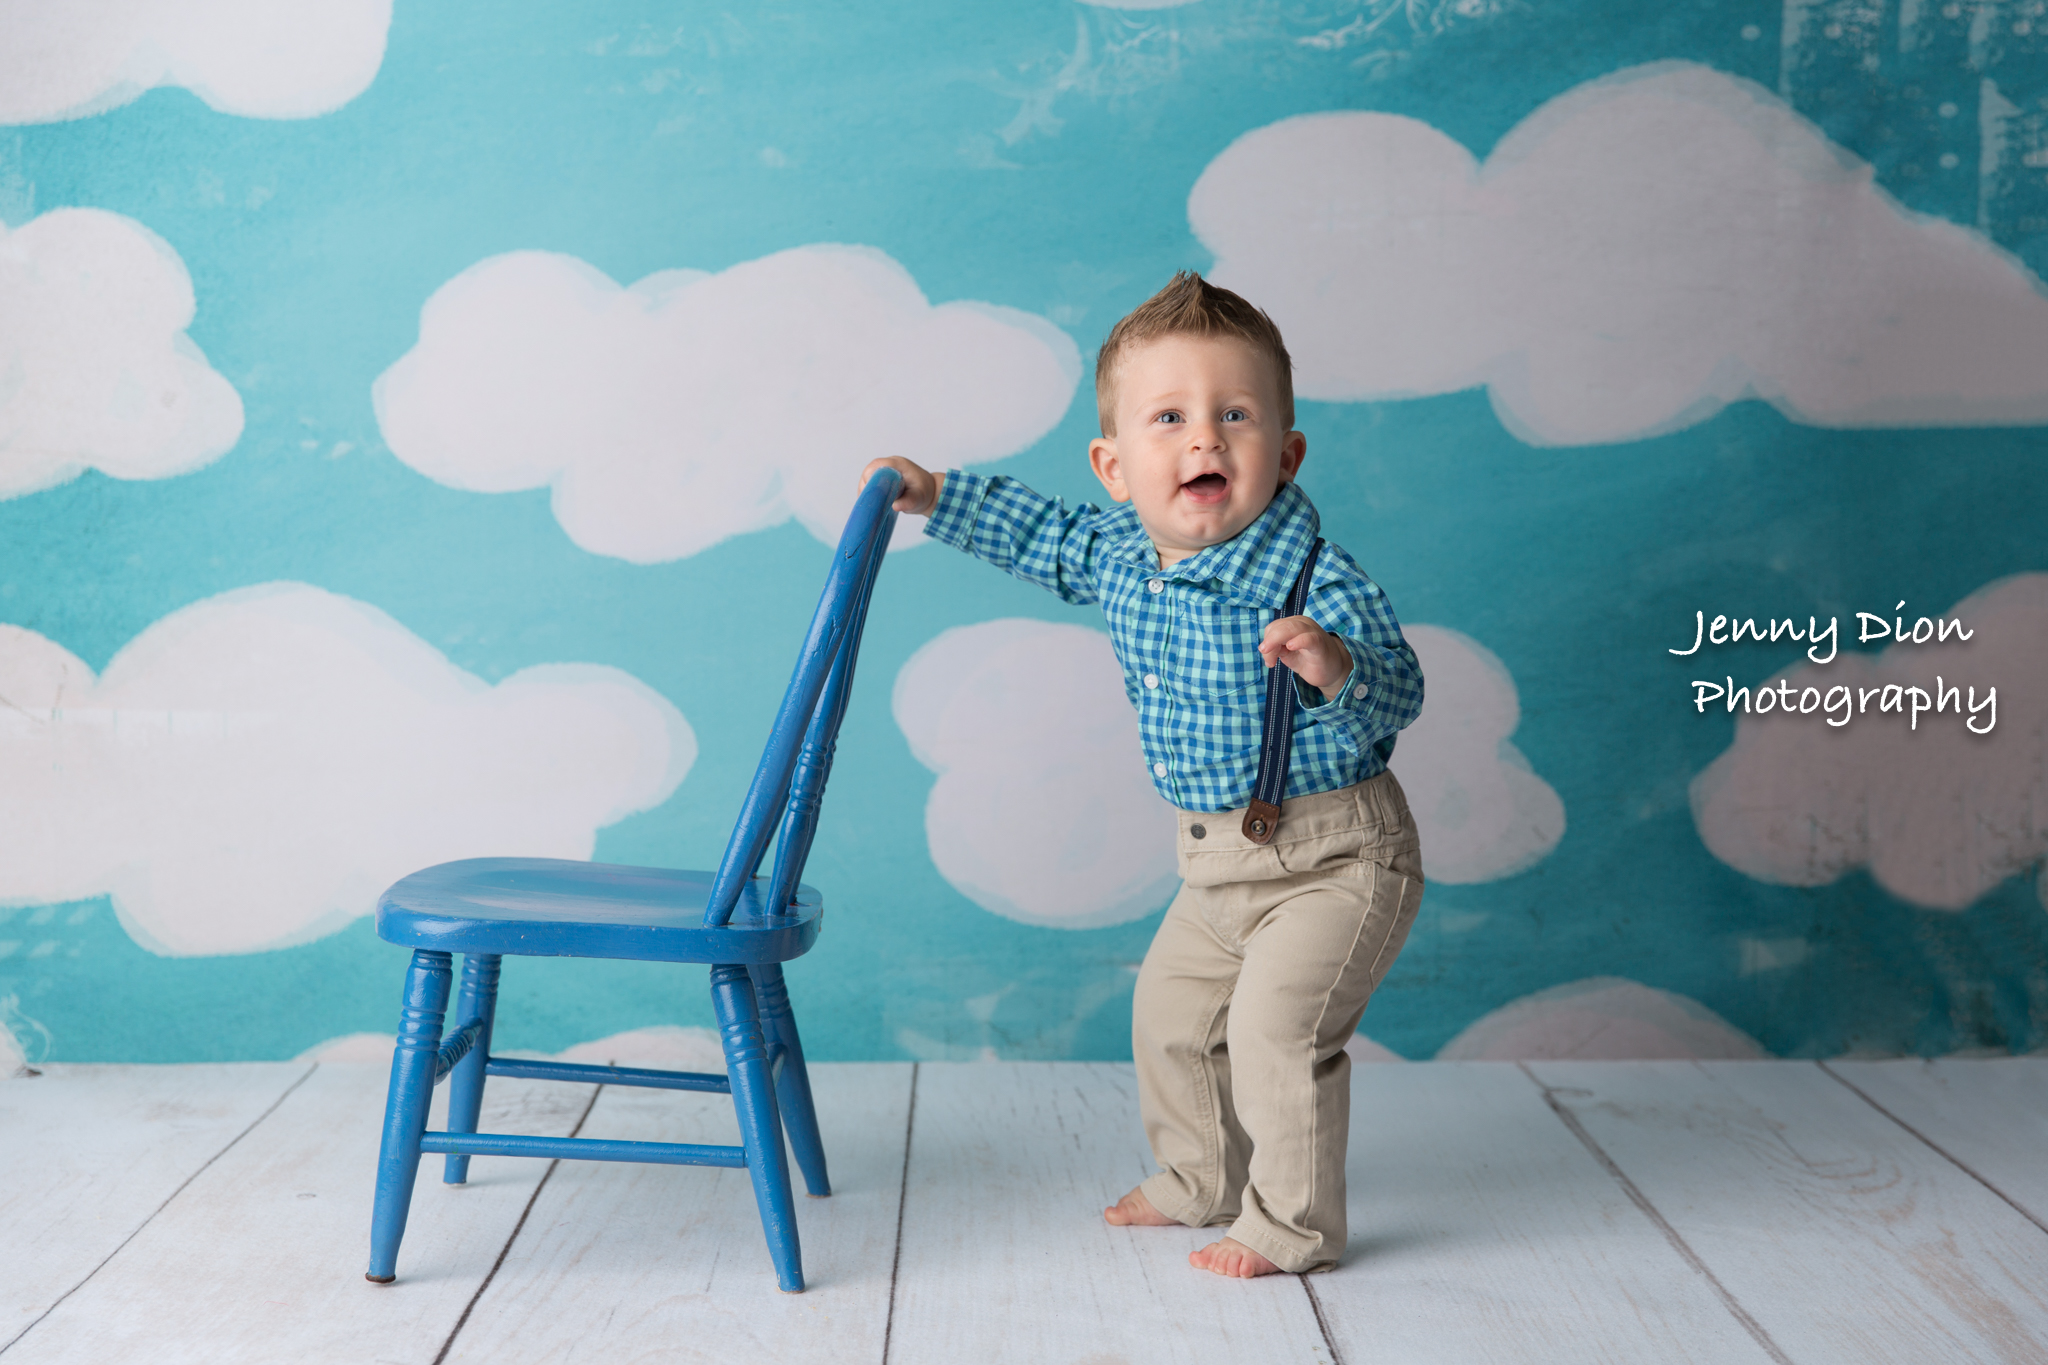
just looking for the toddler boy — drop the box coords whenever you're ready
[862,272,1425,1278]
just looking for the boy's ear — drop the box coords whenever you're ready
[1277,430,1307,486]
[1088,437,1131,503]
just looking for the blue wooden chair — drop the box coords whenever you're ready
[364,469,900,1294]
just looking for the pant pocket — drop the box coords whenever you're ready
[1273,824,1367,876]
[1177,841,1285,887]
[1353,860,1424,995]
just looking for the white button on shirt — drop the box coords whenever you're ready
[1147,579,1164,594]
[1353,684,1369,700]
[1144,674,1159,689]
[1153,762,1168,778]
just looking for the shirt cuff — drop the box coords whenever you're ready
[923,469,986,551]
[1295,636,1382,750]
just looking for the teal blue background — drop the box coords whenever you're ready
[3,0,2044,1062]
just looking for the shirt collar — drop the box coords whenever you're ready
[1099,500,1157,569]
[1107,481,1321,609]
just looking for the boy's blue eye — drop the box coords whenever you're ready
[1156,412,1182,424]
[1224,409,1247,422]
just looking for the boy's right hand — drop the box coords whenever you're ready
[860,457,943,517]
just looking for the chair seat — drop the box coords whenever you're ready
[377,857,823,963]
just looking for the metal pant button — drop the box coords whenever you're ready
[1189,823,1206,839]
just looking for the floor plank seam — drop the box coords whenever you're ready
[1300,1275,1344,1365]
[1817,1060,2048,1239]
[879,1062,919,1365]
[431,1082,604,1365]
[0,1060,319,1358]
[1516,1062,1795,1365]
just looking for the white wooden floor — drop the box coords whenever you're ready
[5,1059,2047,1364]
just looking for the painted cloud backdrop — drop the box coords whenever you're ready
[894,619,1181,930]
[1197,61,2048,446]
[1437,977,1768,1060]
[1391,624,1564,883]
[1691,574,2048,913]
[4,0,2043,1065]
[0,209,243,499]
[0,0,392,124]
[375,245,1083,563]
[0,585,693,956]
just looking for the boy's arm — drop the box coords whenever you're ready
[864,458,1107,606]
[1282,551,1424,757]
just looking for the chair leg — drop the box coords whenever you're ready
[367,949,452,1283]
[749,962,830,1197]
[711,963,803,1293]
[443,953,502,1185]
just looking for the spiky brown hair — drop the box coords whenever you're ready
[1093,271,1294,436]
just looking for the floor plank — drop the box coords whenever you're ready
[442,1062,913,1365]
[1529,1060,2048,1365]
[885,1062,1333,1365]
[2,1062,595,1365]
[0,1063,310,1351]
[1312,1062,1777,1365]
[1826,1058,2048,1230]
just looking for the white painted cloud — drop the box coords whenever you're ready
[0,0,391,124]
[0,209,243,499]
[1195,61,2048,446]
[1390,624,1563,882]
[1344,1033,1403,1063]
[0,583,694,957]
[894,619,1179,929]
[0,996,48,1073]
[1437,977,1768,1060]
[1691,574,2047,912]
[373,245,1082,563]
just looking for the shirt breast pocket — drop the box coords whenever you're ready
[1172,599,1269,708]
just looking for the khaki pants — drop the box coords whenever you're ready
[1133,772,1424,1273]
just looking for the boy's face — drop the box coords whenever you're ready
[1088,333,1306,566]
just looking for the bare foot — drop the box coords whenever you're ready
[1103,1186,1178,1227]
[1189,1237,1282,1278]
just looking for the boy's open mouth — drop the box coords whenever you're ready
[1181,472,1229,502]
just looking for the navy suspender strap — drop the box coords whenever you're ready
[1241,536,1324,845]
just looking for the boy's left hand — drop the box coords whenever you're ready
[1259,616,1353,702]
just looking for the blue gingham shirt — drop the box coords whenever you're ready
[925,472,1425,813]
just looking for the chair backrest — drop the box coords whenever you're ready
[701,469,900,927]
